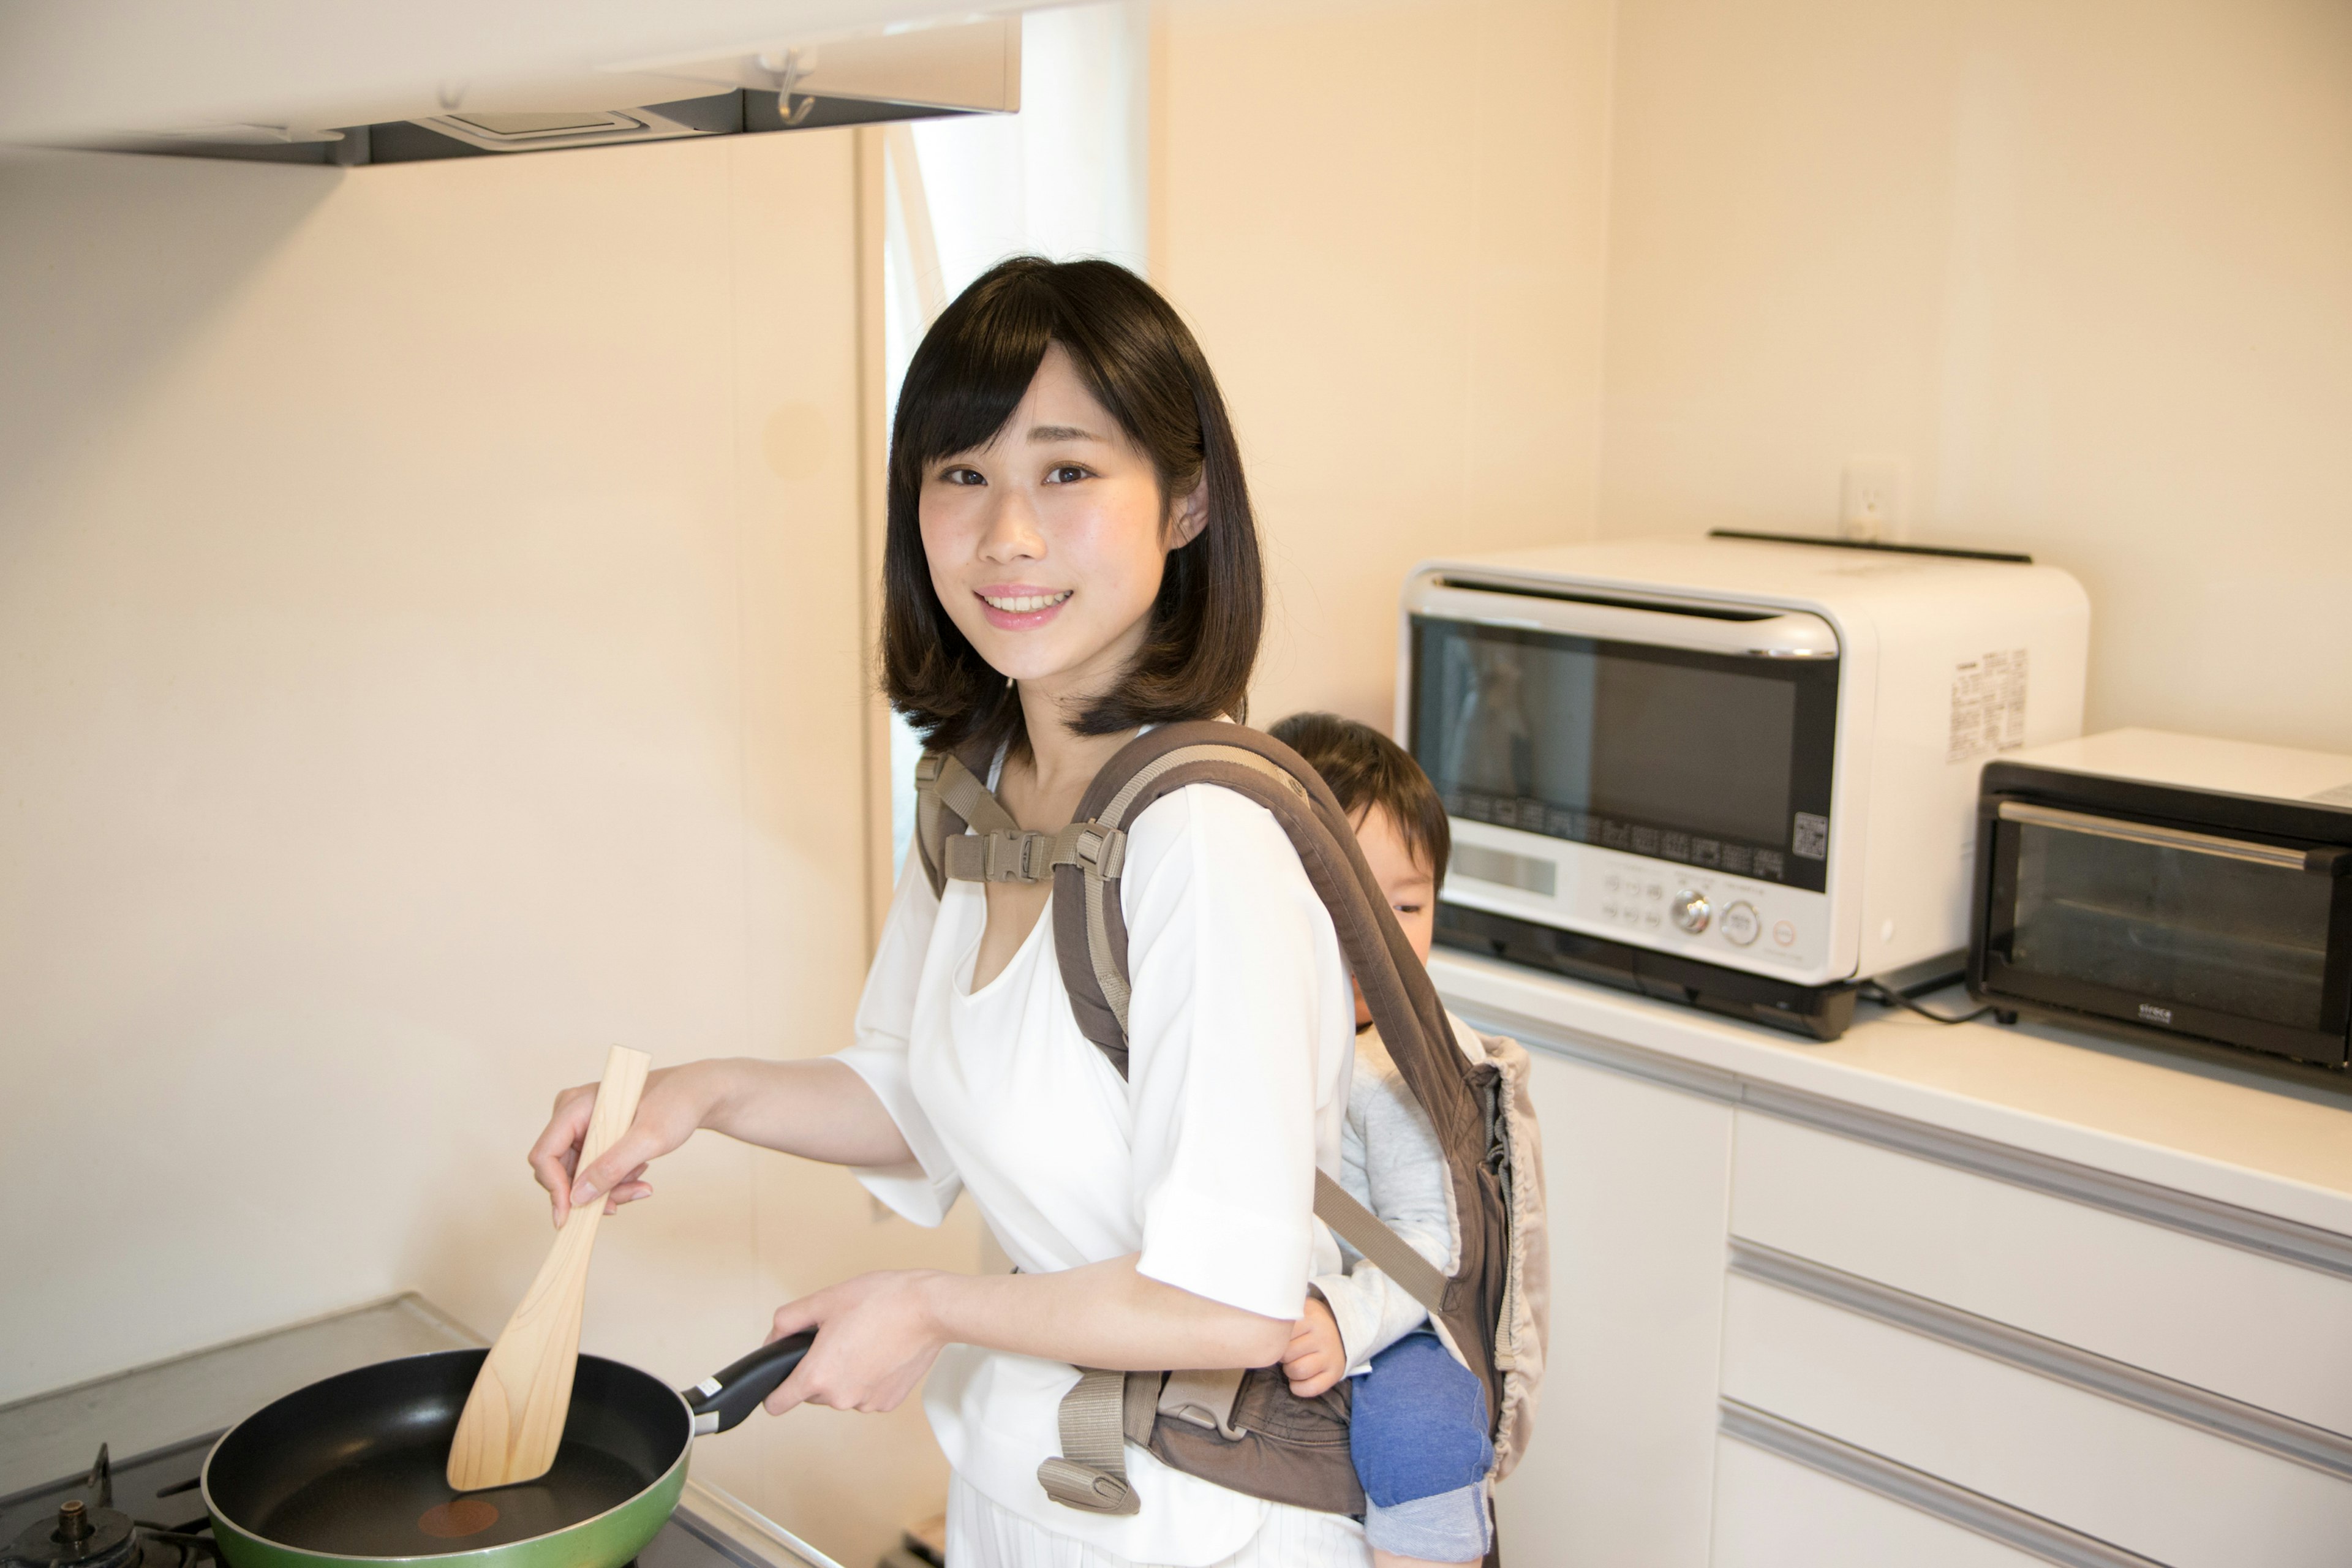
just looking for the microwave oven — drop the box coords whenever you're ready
[1968,729,2352,1075]
[1400,535,2089,1038]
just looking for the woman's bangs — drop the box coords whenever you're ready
[892,289,1058,482]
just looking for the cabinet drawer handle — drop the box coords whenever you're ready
[1719,1399,2163,1568]
[1729,1240,2352,1483]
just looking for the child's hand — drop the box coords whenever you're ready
[1282,1297,1346,1398]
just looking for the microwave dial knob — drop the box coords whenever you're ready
[1670,889,1711,934]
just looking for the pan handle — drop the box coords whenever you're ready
[682,1332,817,1435]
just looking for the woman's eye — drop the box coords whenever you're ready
[938,466,986,486]
[1394,902,1423,917]
[1044,464,1092,484]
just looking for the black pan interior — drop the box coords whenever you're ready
[206,1350,688,1557]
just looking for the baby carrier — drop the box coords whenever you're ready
[913,721,1550,1548]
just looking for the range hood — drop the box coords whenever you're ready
[64,13,1020,166]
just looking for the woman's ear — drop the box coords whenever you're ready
[1167,475,1210,549]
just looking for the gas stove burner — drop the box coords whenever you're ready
[1,1449,213,1568]
[5,1499,141,1568]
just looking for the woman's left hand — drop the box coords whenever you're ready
[761,1270,949,1415]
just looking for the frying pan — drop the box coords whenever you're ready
[200,1335,813,1568]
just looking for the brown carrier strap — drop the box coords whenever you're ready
[1313,1169,1449,1319]
[913,724,1507,1532]
[913,747,1004,894]
[917,750,1131,889]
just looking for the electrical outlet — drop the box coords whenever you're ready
[1839,459,1905,543]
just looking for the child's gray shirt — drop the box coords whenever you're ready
[1309,1011,1482,1374]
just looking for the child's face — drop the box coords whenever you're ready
[1352,804,1438,1026]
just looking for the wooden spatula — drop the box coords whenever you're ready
[447,1044,651,1492]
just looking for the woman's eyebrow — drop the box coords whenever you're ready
[1027,423,1104,443]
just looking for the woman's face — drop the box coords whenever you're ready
[920,344,1204,703]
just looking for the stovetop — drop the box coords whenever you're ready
[0,1297,837,1568]
[1,1439,217,1568]
[0,1434,789,1568]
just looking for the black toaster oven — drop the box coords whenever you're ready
[1967,729,2352,1074]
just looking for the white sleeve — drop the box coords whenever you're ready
[1124,784,1349,1322]
[830,846,963,1226]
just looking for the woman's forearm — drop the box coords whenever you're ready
[919,1255,1293,1371]
[697,1056,914,1169]
[543,1055,915,1226]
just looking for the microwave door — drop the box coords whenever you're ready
[1410,618,1838,886]
[1980,801,2352,1065]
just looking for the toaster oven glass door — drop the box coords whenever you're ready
[1980,803,2352,1064]
[1408,616,1839,893]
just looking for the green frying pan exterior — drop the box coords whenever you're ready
[207,1453,685,1568]
[203,1340,810,1568]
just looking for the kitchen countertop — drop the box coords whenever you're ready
[1434,949,2352,1240]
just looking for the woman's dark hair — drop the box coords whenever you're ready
[1268,712,1452,892]
[880,257,1262,755]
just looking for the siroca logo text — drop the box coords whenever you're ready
[2138,1003,2174,1026]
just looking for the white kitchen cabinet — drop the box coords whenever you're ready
[1721,1274,2352,1568]
[1441,948,2352,1568]
[1491,1049,1734,1567]
[1709,1438,2045,1568]
[1729,1111,2352,1437]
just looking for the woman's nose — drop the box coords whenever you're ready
[976,489,1045,564]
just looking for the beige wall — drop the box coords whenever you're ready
[1597,0,2352,753]
[0,136,968,1566]
[1152,0,1618,731]
[1155,0,2352,756]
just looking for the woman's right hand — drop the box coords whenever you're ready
[529,1061,726,1227]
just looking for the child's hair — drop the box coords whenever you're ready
[1268,712,1450,891]
[881,257,1264,758]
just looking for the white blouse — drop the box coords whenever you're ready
[835,780,1354,1566]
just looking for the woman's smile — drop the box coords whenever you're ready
[975,583,1075,629]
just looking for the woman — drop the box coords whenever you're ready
[529,258,1363,1566]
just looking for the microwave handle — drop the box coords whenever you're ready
[1994,800,2342,874]
[1406,581,1839,660]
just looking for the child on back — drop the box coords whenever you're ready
[1268,712,1494,1568]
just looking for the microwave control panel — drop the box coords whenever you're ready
[1444,817,1836,981]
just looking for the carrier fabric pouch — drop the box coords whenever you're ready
[1148,1367,1363,1516]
